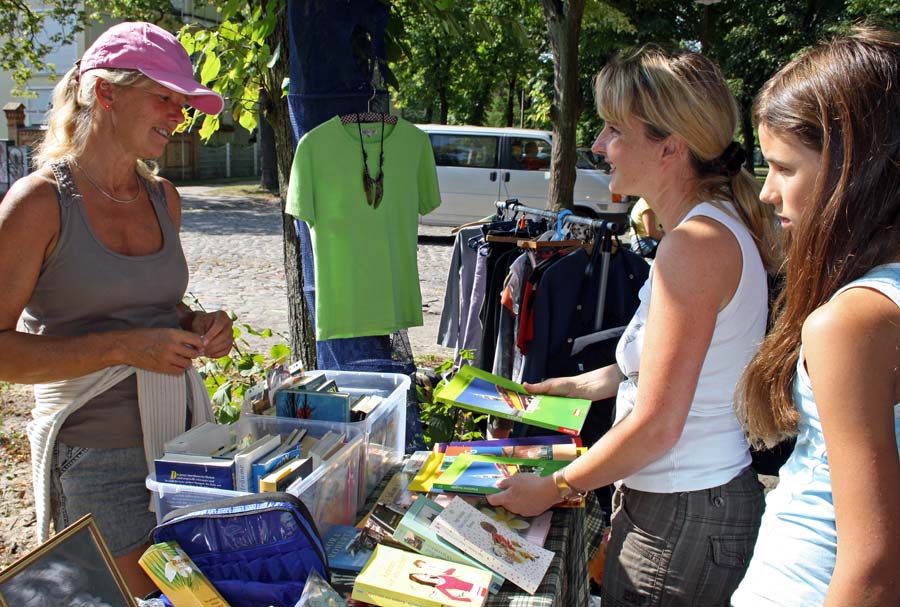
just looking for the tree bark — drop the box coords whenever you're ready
[258,88,279,192]
[439,85,449,124]
[269,11,316,369]
[541,0,585,212]
[740,98,756,172]
[504,76,516,127]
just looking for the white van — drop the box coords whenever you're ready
[417,124,628,227]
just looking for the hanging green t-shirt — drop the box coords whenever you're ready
[286,116,441,340]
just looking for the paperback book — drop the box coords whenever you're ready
[258,456,313,492]
[153,454,234,490]
[434,364,591,435]
[352,544,491,607]
[407,451,455,493]
[438,436,580,461]
[139,541,229,606]
[430,496,554,594]
[428,493,553,547]
[431,453,568,495]
[392,497,504,594]
[321,524,378,573]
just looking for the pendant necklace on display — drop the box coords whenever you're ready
[357,118,385,209]
[71,158,142,204]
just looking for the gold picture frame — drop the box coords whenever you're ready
[0,514,136,607]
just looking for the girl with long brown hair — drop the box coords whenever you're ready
[732,28,900,606]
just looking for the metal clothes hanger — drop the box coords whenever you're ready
[339,85,398,125]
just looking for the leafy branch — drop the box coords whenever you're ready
[184,293,289,424]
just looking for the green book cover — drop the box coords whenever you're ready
[434,364,591,435]
[392,497,504,594]
[432,454,567,495]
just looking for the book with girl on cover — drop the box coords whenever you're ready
[433,364,591,435]
[352,545,491,607]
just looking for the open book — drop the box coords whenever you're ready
[434,365,591,435]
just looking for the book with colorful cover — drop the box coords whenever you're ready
[431,453,567,495]
[392,497,504,594]
[442,441,579,461]
[430,496,555,595]
[352,544,491,607]
[321,524,378,573]
[428,493,553,547]
[434,365,591,435]
[437,434,583,453]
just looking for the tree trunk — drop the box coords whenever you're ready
[504,76,516,127]
[541,0,585,212]
[439,86,449,124]
[269,11,316,369]
[740,103,755,172]
[258,88,279,192]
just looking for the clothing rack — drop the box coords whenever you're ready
[495,199,620,331]
[494,199,623,235]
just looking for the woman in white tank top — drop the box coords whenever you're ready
[733,29,900,606]
[488,47,778,606]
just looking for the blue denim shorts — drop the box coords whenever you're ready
[49,441,156,557]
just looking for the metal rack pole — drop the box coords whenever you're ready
[494,199,622,234]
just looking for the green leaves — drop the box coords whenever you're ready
[186,294,290,426]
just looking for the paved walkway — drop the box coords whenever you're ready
[177,185,455,361]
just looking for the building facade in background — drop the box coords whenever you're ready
[0,2,260,194]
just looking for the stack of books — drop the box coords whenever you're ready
[153,422,347,494]
[244,365,384,423]
[331,367,591,603]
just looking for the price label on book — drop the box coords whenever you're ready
[288,359,305,375]
[245,381,266,402]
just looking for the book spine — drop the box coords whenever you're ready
[432,482,495,495]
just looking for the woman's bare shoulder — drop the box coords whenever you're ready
[0,169,62,226]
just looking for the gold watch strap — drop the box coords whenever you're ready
[553,469,586,501]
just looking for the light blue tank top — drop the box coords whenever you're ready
[732,263,900,606]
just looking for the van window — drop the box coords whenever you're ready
[429,134,498,168]
[509,137,551,171]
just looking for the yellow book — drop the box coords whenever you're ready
[406,451,447,493]
[139,541,230,607]
[352,544,490,607]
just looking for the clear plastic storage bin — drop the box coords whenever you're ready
[146,415,363,535]
[318,370,410,501]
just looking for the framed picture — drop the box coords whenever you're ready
[0,514,136,607]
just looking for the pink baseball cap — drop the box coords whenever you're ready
[79,21,224,115]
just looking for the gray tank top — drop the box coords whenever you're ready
[22,160,190,447]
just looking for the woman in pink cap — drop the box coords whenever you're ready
[0,22,231,594]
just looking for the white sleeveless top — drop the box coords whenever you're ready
[614,202,767,492]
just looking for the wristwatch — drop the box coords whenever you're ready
[553,469,587,502]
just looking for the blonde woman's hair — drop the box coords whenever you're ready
[594,46,779,272]
[34,65,158,179]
